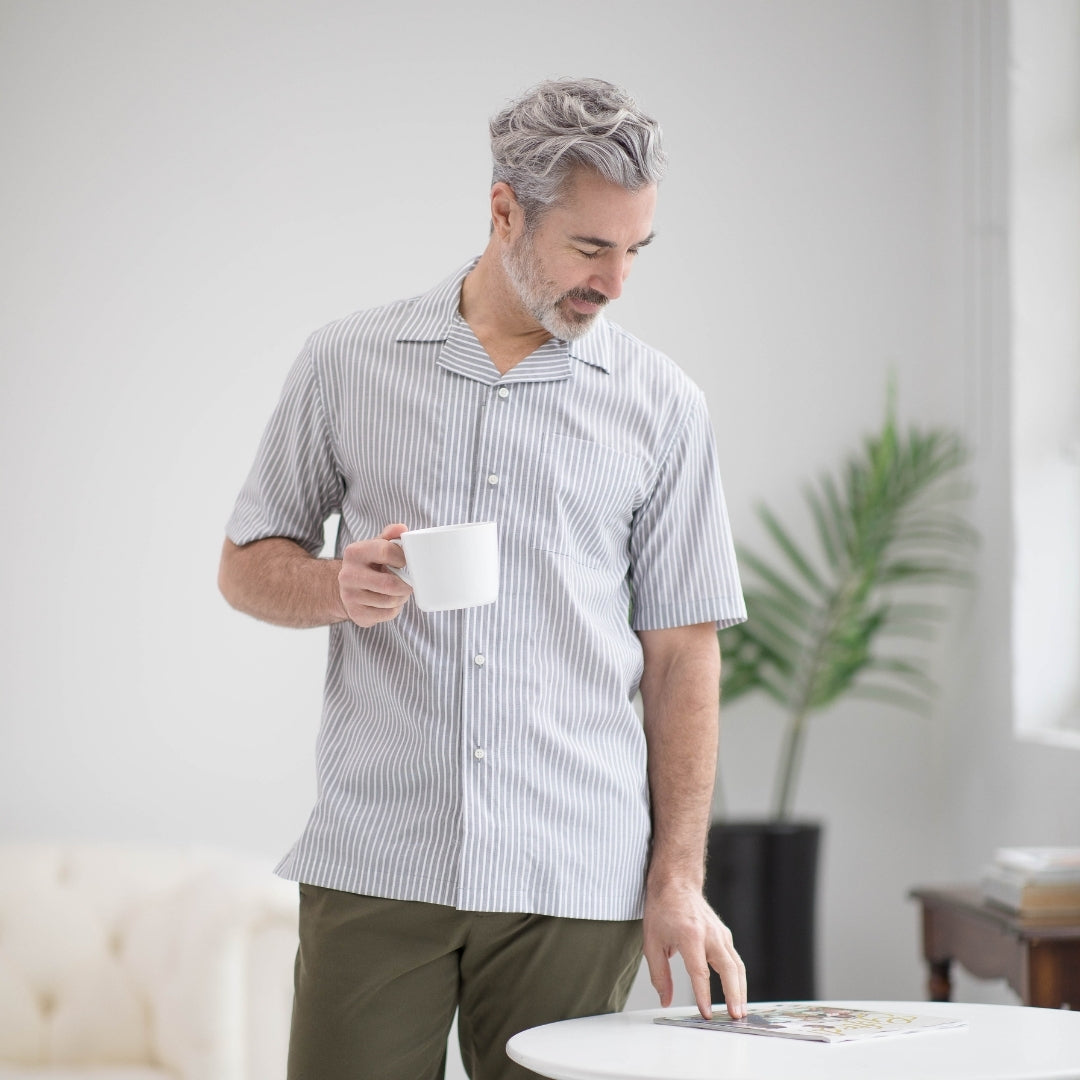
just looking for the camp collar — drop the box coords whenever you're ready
[394,259,612,382]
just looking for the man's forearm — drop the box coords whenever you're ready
[218,537,348,629]
[638,624,721,888]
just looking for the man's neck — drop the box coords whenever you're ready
[459,243,551,375]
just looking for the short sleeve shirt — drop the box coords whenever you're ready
[227,260,746,920]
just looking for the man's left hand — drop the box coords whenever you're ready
[642,879,747,1021]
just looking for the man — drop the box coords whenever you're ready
[219,77,748,1080]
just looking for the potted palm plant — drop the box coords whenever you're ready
[707,392,976,1001]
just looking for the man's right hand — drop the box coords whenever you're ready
[338,524,414,627]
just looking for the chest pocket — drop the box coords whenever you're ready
[534,433,648,569]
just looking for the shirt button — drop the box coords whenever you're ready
[487,474,499,486]
[497,386,510,399]
[474,747,485,760]
[473,654,485,667]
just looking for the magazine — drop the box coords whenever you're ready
[653,1004,966,1044]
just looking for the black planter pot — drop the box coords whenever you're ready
[704,820,822,1003]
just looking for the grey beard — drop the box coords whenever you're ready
[500,237,602,341]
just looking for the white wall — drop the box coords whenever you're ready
[2,0,1078,1026]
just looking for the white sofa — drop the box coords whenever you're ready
[0,845,298,1080]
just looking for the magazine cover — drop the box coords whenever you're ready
[654,1004,966,1044]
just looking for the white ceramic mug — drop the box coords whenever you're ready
[389,522,499,612]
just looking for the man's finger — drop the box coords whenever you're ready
[341,553,411,594]
[708,942,747,1019]
[643,946,674,1009]
[353,542,408,572]
[687,961,714,1020]
[341,568,412,600]
[377,523,409,566]
[348,587,408,609]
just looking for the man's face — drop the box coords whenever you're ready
[501,169,657,341]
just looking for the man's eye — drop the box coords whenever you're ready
[578,249,602,259]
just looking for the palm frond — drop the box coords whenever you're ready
[846,683,935,715]
[805,484,842,570]
[864,656,937,694]
[758,505,829,595]
[721,391,977,819]
[737,550,817,616]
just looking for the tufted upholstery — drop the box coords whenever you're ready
[0,845,298,1080]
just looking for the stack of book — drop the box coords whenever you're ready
[980,847,1080,917]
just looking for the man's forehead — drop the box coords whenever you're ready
[543,172,657,240]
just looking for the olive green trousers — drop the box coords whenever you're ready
[286,885,643,1080]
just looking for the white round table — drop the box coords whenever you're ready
[506,1001,1080,1080]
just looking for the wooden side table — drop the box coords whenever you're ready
[910,886,1080,1009]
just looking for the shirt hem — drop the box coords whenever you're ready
[632,594,748,633]
[275,853,646,922]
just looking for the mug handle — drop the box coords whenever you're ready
[387,538,413,587]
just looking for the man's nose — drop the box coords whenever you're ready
[590,254,632,301]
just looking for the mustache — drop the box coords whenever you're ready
[563,287,609,307]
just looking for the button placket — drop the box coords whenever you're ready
[463,384,507,787]
[470,648,487,761]
[482,383,509,496]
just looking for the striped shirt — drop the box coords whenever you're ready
[227,259,746,920]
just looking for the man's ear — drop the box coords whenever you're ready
[490,182,521,241]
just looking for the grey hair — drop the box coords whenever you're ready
[490,77,667,227]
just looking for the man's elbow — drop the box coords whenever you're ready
[218,537,244,611]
